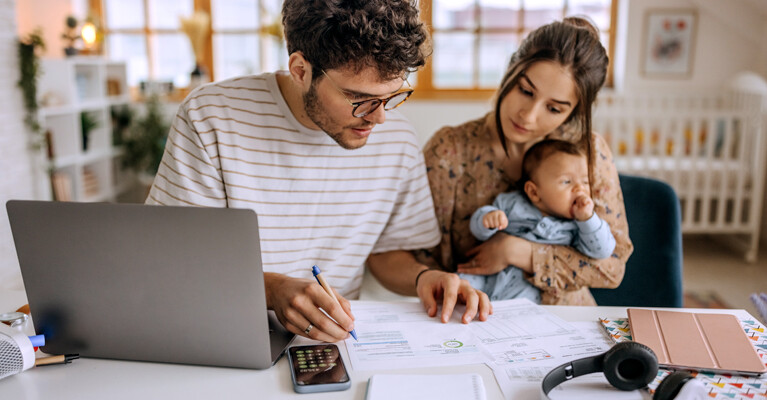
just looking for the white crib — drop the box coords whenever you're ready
[593,90,767,262]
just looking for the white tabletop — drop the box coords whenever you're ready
[0,290,750,400]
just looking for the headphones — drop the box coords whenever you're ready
[541,341,706,400]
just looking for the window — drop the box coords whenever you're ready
[211,0,285,81]
[96,0,614,99]
[417,0,617,99]
[97,0,286,89]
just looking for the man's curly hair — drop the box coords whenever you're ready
[282,0,430,81]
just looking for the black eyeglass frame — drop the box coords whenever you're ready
[321,69,414,118]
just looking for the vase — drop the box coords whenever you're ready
[189,64,209,89]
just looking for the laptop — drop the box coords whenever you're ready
[6,200,294,369]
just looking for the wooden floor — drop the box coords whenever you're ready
[682,235,767,322]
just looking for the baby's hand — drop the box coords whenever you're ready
[483,210,508,230]
[571,195,594,221]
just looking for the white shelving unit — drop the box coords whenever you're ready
[38,57,132,202]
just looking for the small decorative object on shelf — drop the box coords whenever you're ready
[80,111,99,151]
[50,171,72,202]
[106,78,121,96]
[82,167,100,198]
[62,15,80,57]
[190,63,208,89]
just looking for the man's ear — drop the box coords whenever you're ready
[524,181,540,203]
[287,52,313,90]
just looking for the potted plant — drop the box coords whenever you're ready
[62,15,79,56]
[111,104,133,146]
[17,29,45,149]
[122,95,170,182]
[80,111,99,151]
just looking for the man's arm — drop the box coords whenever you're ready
[367,250,492,323]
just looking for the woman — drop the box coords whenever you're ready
[421,17,633,305]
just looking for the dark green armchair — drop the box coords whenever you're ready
[590,174,683,307]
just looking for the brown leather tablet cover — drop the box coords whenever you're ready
[627,308,766,375]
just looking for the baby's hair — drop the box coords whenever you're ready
[517,139,585,189]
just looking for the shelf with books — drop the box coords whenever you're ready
[38,57,132,202]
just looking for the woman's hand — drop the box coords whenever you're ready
[456,234,534,275]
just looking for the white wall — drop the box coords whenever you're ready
[1,0,41,290]
[15,0,77,59]
[622,0,767,94]
[399,100,492,146]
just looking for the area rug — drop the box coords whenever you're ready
[683,291,732,309]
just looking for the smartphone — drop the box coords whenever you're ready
[288,344,351,393]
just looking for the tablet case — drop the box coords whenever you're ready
[627,308,766,376]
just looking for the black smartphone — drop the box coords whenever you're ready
[288,344,351,393]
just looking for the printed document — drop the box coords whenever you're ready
[344,299,612,375]
[345,301,484,370]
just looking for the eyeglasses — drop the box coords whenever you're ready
[321,69,414,118]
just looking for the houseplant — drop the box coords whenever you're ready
[80,111,99,151]
[62,15,79,56]
[17,29,45,149]
[122,95,169,177]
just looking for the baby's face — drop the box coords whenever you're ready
[529,152,590,219]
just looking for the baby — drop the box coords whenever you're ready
[461,139,616,302]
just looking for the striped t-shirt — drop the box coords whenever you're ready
[146,72,440,298]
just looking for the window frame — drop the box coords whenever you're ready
[414,0,618,100]
[93,0,617,101]
[93,0,281,91]
[92,0,212,86]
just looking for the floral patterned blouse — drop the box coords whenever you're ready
[421,113,634,305]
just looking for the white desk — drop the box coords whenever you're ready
[0,290,751,400]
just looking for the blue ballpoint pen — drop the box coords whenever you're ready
[312,265,358,341]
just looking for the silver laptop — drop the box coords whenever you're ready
[6,200,294,369]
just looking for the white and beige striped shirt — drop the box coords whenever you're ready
[146,72,440,298]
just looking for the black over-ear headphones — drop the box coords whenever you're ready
[541,341,702,400]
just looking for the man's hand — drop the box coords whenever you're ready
[572,195,595,221]
[264,273,355,342]
[415,270,492,324]
[483,210,509,230]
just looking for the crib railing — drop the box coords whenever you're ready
[593,92,766,262]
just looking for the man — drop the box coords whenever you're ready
[147,0,491,342]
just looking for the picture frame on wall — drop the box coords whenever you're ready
[642,9,697,78]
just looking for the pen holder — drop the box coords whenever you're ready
[0,323,36,380]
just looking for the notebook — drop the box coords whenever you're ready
[365,373,487,400]
[627,308,766,375]
[6,200,294,369]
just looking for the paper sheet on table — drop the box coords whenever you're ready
[471,303,611,367]
[344,299,613,374]
[486,320,646,399]
[344,301,484,370]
